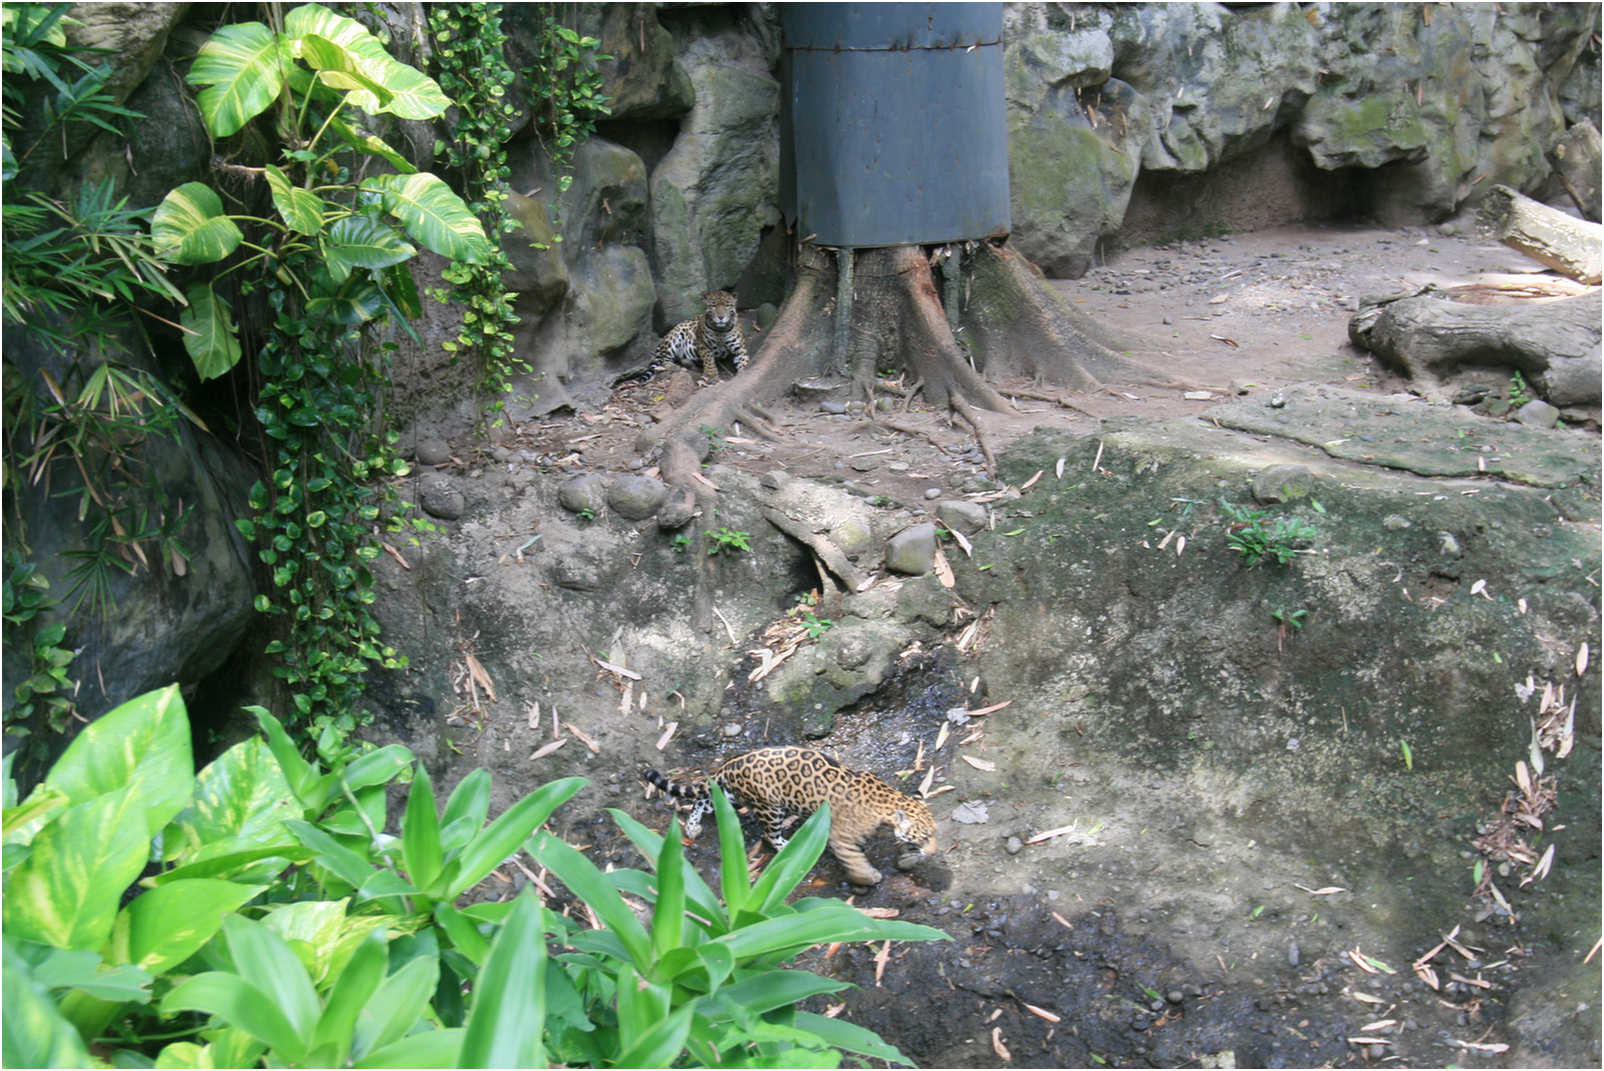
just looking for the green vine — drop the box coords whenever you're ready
[427,2,526,422]
[525,4,610,195]
[152,4,491,737]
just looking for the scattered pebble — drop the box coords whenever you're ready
[1005,835,1023,855]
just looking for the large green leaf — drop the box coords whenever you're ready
[714,969,851,1016]
[180,282,244,380]
[354,1027,462,1068]
[324,216,415,280]
[615,1005,695,1070]
[161,970,307,1063]
[792,1010,914,1065]
[2,941,93,1069]
[437,769,490,855]
[283,4,450,119]
[327,114,417,173]
[44,684,191,830]
[249,707,328,811]
[400,763,442,894]
[118,879,265,977]
[219,915,320,1044]
[4,787,155,949]
[151,183,245,265]
[529,830,651,968]
[440,775,585,900]
[458,889,546,1069]
[651,818,686,960]
[608,808,727,934]
[186,20,287,137]
[351,953,438,1059]
[171,736,298,864]
[749,802,831,916]
[263,164,324,235]
[714,907,948,963]
[711,782,752,916]
[362,173,491,263]
[260,900,383,989]
[307,926,387,1066]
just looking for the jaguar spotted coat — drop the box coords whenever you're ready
[645,746,938,885]
[650,289,749,380]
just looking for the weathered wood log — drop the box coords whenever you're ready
[1349,287,1601,407]
[1478,184,1603,284]
[1550,120,1602,223]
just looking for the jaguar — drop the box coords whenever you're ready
[650,289,749,380]
[645,746,938,885]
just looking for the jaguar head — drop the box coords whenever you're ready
[701,289,737,330]
[891,800,939,856]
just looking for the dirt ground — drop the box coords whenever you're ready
[483,221,1599,1069]
[520,221,1580,503]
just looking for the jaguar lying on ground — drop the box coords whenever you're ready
[649,289,749,380]
[645,746,939,885]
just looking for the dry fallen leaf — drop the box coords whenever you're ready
[1020,470,1043,490]
[991,1027,1011,1061]
[1293,884,1347,896]
[566,723,600,754]
[656,721,678,750]
[873,940,891,987]
[465,652,496,702]
[1346,989,1385,1005]
[1055,456,1066,479]
[1578,641,1590,677]
[961,754,996,772]
[1024,1003,1061,1023]
[529,739,567,761]
[947,525,973,558]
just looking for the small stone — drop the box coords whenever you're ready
[1287,941,1300,967]
[760,469,790,490]
[1381,514,1412,530]
[849,456,878,472]
[1251,464,1313,504]
[490,445,511,462]
[1269,392,1286,408]
[606,474,669,520]
[937,499,988,534]
[656,487,697,530]
[1511,399,1560,428]
[1167,990,1185,1005]
[723,722,743,737]
[1438,531,1463,557]
[415,437,451,465]
[923,487,941,500]
[1005,835,1023,855]
[884,522,939,576]
[886,460,909,473]
[558,474,607,516]
[419,476,466,520]
[875,397,897,412]
[819,400,847,415]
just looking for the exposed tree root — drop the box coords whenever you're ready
[637,238,1171,490]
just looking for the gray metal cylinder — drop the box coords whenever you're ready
[780,3,1010,248]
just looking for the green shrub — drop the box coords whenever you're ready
[1218,499,1316,567]
[2,687,944,1067]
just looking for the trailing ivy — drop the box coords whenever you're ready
[524,4,610,195]
[152,3,491,736]
[427,3,527,422]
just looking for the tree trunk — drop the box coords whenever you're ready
[1479,184,1604,284]
[639,238,1178,489]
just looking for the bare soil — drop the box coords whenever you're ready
[462,222,1600,1069]
[516,222,1564,501]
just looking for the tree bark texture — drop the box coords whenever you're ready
[1349,287,1601,407]
[1479,184,1604,284]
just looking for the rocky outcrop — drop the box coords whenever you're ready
[1004,1,1601,271]
[649,9,781,324]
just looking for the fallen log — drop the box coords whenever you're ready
[1349,287,1601,407]
[1478,184,1603,284]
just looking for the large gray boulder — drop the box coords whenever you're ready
[649,16,780,324]
[584,4,694,121]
